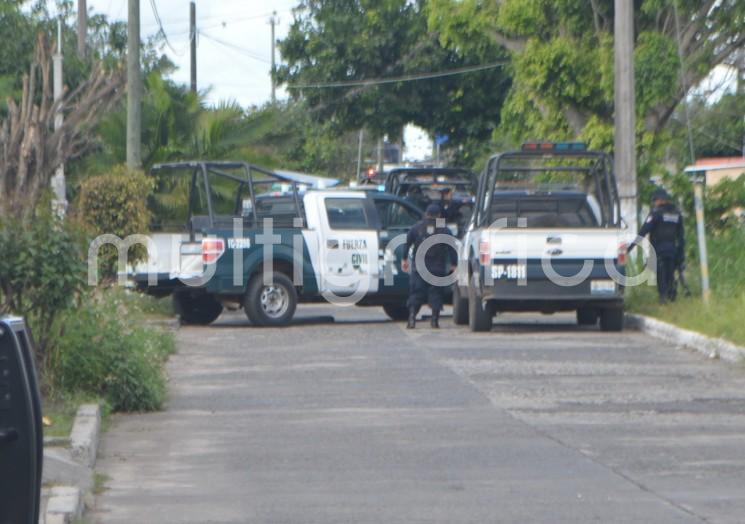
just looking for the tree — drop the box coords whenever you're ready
[426,0,745,157]
[277,0,511,147]
[672,93,745,159]
[0,34,125,219]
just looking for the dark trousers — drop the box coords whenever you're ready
[407,271,445,314]
[656,255,677,302]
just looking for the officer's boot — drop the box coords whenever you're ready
[407,309,417,329]
[430,311,440,329]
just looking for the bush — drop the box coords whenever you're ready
[48,289,175,412]
[76,165,153,282]
[0,207,87,356]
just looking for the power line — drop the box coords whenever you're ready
[142,9,291,30]
[286,61,509,89]
[147,0,186,56]
[198,30,271,64]
[671,116,744,153]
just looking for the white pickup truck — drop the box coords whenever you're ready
[454,142,628,332]
[135,161,423,326]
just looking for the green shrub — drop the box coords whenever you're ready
[49,290,175,412]
[0,207,87,357]
[76,165,153,282]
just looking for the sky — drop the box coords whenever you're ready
[87,0,299,107]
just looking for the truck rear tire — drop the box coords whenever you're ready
[452,285,469,325]
[576,307,599,326]
[173,293,223,325]
[600,307,624,332]
[468,278,492,332]
[244,273,298,327]
[383,304,409,321]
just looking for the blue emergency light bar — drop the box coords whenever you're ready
[521,141,588,152]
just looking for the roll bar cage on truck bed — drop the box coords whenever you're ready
[150,161,306,237]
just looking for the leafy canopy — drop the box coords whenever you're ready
[277,0,511,145]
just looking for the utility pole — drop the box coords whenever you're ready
[77,0,87,58]
[356,129,364,182]
[190,1,197,94]
[269,11,277,104]
[52,19,67,216]
[614,0,638,237]
[127,0,142,169]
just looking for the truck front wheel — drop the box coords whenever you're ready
[244,273,298,327]
[383,304,409,321]
[173,293,224,325]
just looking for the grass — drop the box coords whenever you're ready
[626,228,745,347]
[627,286,745,347]
[42,393,110,438]
[41,397,78,438]
[92,472,111,495]
[47,288,176,413]
[110,287,175,319]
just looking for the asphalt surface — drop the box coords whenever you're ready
[92,305,745,523]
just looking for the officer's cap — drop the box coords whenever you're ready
[651,188,670,202]
[425,204,442,217]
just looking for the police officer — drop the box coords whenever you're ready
[440,188,460,223]
[401,204,456,329]
[631,188,685,303]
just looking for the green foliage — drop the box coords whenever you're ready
[627,227,745,346]
[76,166,153,281]
[634,32,679,115]
[278,0,511,146]
[427,0,744,181]
[49,289,175,412]
[663,172,745,241]
[668,93,745,160]
[0,208,87,355]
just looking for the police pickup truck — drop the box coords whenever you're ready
[454,142,627,332]
[135,161,422,326]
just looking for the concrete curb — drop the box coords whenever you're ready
[70,404,101,467]
[45,486,82,524]
[626,313,745,363]
[43,403,102,523]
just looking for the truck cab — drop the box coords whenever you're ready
[135,161,422,326]
[456,142,627,332]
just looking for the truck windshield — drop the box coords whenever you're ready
[482,152,619,228]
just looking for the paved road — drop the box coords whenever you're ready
[92,306,745,523]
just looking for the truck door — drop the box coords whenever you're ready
[316,195,380,296]
[0,318,43,524]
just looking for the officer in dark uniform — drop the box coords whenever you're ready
[630,189,685,303]
[439,188,460,223]
[401,204,456,329]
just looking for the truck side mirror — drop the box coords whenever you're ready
[0,317,43,524]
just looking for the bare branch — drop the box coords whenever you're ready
[0,34,126,219]
[490,30,528,53]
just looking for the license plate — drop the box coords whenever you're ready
[591,280,616,294]
[491,263,527,280]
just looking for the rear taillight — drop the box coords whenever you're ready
[479,240,490,265]
[202,238,225,264]
[617,242,628,265]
